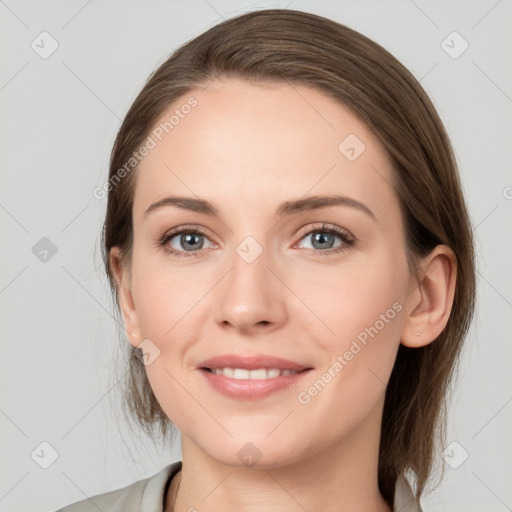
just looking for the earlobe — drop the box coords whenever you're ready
[401,245,457,348]
[109,247,141,347]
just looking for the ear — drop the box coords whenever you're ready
[109,247,141,348]
[401,245,457,348]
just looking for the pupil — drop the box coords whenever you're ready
[313,232,333,249]
[182,233,203,250]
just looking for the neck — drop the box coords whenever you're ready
[168,396,391,512]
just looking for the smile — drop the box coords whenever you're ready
[205,368,300,379]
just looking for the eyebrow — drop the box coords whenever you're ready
[144,194,377,222]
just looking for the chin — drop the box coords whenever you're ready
[194,430,306,470]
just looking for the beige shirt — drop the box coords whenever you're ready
[56,461,422,512]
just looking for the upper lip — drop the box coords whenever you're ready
[199,354,312,371]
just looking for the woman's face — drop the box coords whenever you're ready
[117,77,416,467]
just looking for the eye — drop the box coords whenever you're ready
[295,223,354,256]
[157,225,215,258]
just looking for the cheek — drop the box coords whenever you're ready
[130,254,209,340]
[331,269,405,347]
[293,251,407,403]
[293,248,408,347]
[292,270,405,443]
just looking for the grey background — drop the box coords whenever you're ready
[1,1,511,510]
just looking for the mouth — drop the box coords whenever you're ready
[198,354,313,400]
[202,367,307,379]
[199,354,312,372]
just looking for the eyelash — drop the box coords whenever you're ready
[156,223,355,258]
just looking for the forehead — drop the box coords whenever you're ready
[134,78,399,221]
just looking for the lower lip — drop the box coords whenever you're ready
[200,368,312,400]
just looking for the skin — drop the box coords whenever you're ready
[110,77,457,512]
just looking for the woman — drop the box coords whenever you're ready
[58,8,475,512]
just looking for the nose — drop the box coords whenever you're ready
[214,244,286,335]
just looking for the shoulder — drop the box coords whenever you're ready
[393,473,423,512]
[55,461,182,512]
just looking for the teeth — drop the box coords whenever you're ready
[233,368,250,380]
[211,368,299,379]
[250,368,268,380]
[222,367,235,378]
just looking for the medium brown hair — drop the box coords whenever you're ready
[102,8,476,505]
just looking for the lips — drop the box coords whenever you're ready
[207,368,299,379]
[199,354,311,372]
[198,354,313,400]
